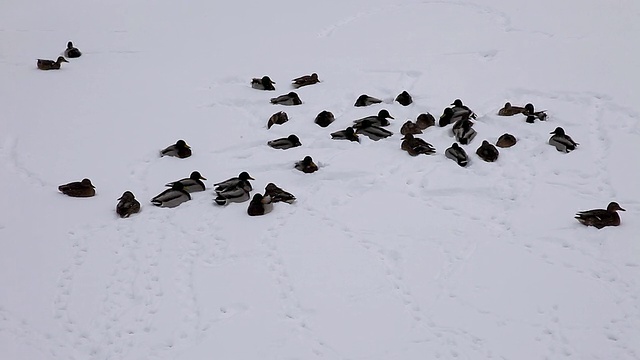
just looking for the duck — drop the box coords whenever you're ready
[548,127,578,152]
[445,143,469,167]
[267,111,288,129]
[151,182,191,208]
[395,91,413,106]
[439,107,470,127]
[401,134,435,156]
[575,202,625,229]
[37,56,68,70]
[58,178,95,197]
[314,110,335,128]
[214,171,254,194]
[270,92,302,105]
[213,172,254,206]
[498,102,525,116]
[64,41,82,58]
[295,156,319,173]
[165,171,207,193]
[476,140,499,162]
[268,134,302,150]
[496,133,517,148]
[330,127,360,142]
[354,94,383,107]
[452,118,477,145]
[400,120,423,135]
[354,120,393,141]
[116,191,141,218]
[292,73,320,88]
[523,103,547,123]
[450,99,477,119]
[353,109,394,127]
[251,76,276,90]
[264,183,296,204]
[247,193,274,216]
[416,113,435,129]
[160,139,191,158]
[215,186,250,205]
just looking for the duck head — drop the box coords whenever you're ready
[190,171,207,180]
[287,134,301,145]
[81,178,94,187]
[607,202,626,212]
[239,171,255,181]
[524,103,535,113]
[451,99,463,107]
[57,56,69,64]
[118,191,135,200]
[303,156,313,165]
[550,127,566,136]
[378,109,394,119]
[176,139,190,148]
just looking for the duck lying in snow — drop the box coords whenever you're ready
[59,178,95,197]
[151,183,190,208]
[575,202,625,229]
[116,191,141,218]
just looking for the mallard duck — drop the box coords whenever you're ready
[251,76,276,90]
[160,139,191,158]
[268,134,302,150]
[445,143,469,167]
[354,94,383,107]
[439,107,470,127]
[575,202,625,229]
[215,187,250,205]
[331,127,360,142]
[416,113,435,129]
[451,99,477,119]
[498,102,525,116]
[353,109,394,127]
[452,118,477,145]
[165,171,207,193]
[292,73,320,88]
[549,127,578,152]
[523,103,547,123]
[64,41,82,58]
[151,182,191,208]
[401,134,435,156]
[295,156,319,173]
[496,133,517,148]
[354,120,393,141]
[214,171,254,194]
[58,178,95,197]
[476,140,499,162]
[264,183,296,204]
[400,120,423,135]
[116,191,141,218]
[37,56,68,70]
[213,172,254,206]
[267,111,288,129]
[270,92,302,105]
[247,193,274,216]
[395,91,413,106]
[314,110,335,128]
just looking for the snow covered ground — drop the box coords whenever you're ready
[1,0,640,359]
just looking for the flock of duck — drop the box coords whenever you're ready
[49,44,625,228]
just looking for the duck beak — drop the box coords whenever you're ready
[200,176,207,180]
[619,207,626,211]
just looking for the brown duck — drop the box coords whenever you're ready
[575,202,625,229]
[37,56,68,70]
[59,178,95,197]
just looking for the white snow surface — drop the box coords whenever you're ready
[2,1,640,359]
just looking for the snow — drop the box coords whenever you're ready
[1,0,640,359]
